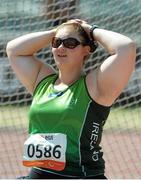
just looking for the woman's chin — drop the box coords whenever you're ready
[55,57,68,65]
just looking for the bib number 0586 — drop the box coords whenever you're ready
[27,144,61,159]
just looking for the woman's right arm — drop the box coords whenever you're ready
[6,29,56,94]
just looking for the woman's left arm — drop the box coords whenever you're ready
[91,28,136,105]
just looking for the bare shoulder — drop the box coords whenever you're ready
[86,69,100,103]
[86,68,113,106]
[33,61,56,91]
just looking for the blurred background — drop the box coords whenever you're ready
[0,0,141,178]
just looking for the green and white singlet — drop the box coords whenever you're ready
[23,74,110,177]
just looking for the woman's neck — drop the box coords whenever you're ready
[56,68,83,86]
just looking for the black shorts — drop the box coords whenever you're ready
[18,168,107,179]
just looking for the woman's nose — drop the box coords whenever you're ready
[58,42,65,49]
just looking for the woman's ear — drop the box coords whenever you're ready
[83,45,91,56]
[83,46,91,63]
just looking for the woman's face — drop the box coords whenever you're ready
[52,26,90,69]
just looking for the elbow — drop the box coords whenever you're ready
[6,41,14,57]
[6,40,19,57]
[119,39,136,62]
[127,38,136,51]
[126,37,136,54]
[126,40,136,70]
[128,40,136,61]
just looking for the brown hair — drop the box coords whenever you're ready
[56,22,97,53]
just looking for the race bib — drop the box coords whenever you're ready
[23,133,67,171]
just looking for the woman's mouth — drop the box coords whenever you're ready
[58,54,67,57]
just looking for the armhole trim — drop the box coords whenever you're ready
[83,76,111,108]
[33,73,56,96]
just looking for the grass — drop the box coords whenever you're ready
[105,106,141,131]
[0,105,141,131]
[0,105,29,129]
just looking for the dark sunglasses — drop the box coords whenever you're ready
[52,37,84,49]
